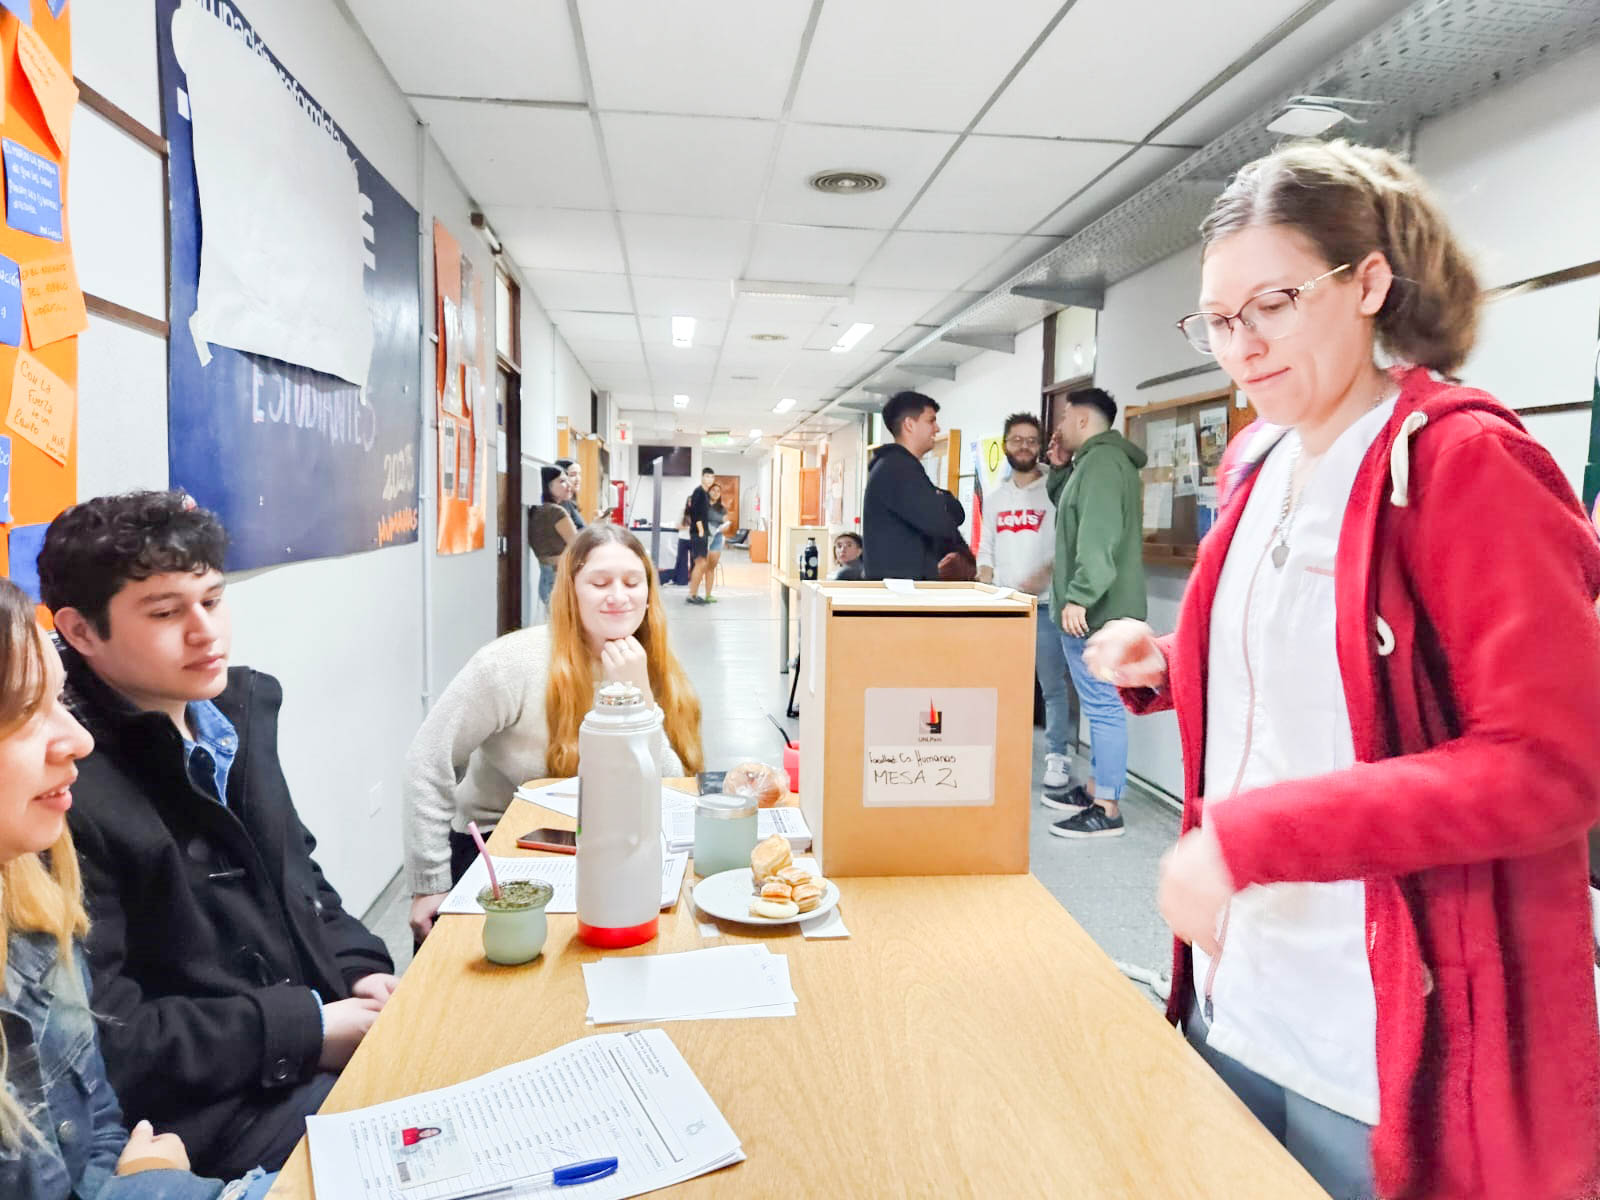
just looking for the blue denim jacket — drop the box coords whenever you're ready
[1,931,236,1200]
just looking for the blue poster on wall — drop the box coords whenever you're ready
[155,0,421,571]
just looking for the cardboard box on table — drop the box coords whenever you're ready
[797,581,1035,876]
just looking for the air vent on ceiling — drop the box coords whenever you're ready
[809,170,886,195]
[749,332,787,342]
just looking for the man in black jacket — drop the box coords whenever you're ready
[862,391,967,580]
[38,491,396,1177]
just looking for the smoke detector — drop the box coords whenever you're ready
[809,170,886,195]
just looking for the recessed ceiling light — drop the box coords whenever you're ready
[830,323,874,353]
[773,397,796,414]
[733,279,854,303]
[671,316,696,348]
[809,170,886,195]
[748,428,763,439]
[672,394,690,409]
[749,332,787,342]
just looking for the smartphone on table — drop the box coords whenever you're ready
[516,827,577,854]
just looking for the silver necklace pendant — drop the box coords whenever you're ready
[1271,541,1289,569]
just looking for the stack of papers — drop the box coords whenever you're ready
[439,853,687,916]
[306,1029,743,1200]
[583,944,797,1025]
[661,796,813,854]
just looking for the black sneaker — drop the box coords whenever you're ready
[1049,804,1125,839]
[1040,784,1092,812]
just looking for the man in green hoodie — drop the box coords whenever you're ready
[1042,387,1147,839]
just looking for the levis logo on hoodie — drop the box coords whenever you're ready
[996,508,1046,533]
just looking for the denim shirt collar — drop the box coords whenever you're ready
[184,699,238,805]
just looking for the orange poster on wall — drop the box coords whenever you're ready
[0,5,78,619]
[433,220,484,554]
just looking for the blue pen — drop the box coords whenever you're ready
[440,1157,620,1199]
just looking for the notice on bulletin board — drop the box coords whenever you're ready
[862,688,996,807]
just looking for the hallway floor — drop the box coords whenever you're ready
[368,554,1178,994]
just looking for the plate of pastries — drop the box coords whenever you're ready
[691,834,841,925]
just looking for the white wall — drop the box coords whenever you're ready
[71,0,511,912]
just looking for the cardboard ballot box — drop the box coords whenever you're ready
[797,581,1035,876]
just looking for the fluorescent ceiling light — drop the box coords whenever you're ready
[672,394,690,409]
[748,428,763,439]
[830,322,874,353]
[1266,104,1348,136]
[733,279,853,303]
[772,397,796,414]
[671,316,695,348]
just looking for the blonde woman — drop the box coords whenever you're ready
[405,524,703,940]
[1089,140,1600,1198]
[0,579,273,1199]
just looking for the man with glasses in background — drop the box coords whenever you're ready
[978,412,1079,795]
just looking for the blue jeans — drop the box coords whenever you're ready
[1060,632,1127,799]
[1035,604,1075,756]
[538,562,556,607]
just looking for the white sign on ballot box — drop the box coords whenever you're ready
[862,687,997,807]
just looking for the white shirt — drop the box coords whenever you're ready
[1195,395,1397,1126]
[976,474,1055,594]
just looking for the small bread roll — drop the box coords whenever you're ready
[759,879,793,901]
[776,865,813,889]
[791,881,824,913]
[749,898,800,920]
[724,761,785,808]
[750,834,792,882]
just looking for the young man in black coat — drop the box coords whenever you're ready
[862,391,967,580]
[39,491,396,1178]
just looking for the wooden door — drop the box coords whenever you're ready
[713,475,741,532]
[799,468,821,524]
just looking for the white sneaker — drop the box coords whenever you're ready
[1042,753,1072,790]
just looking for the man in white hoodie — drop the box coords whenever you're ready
[977,412,1078,793]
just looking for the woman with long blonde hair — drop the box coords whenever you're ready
[405,524,702,940]
[0,578,273,1197]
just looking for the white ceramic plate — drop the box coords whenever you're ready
[692,867,841,926]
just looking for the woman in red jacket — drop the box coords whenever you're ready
[1088,139,1600,1199]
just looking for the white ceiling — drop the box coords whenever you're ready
[348,0,1415,442]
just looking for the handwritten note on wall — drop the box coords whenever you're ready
[6,347,75,464]
[20,254,87,346]
[2,139,63,242]
[16,24,78,154]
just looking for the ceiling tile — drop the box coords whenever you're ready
[1032,145,1193,238]
[824,288,952,327]
[901,136,1126,234]
[492,207,626,274]
[580,0,813,117]
[745,224,886,286]
[603,114,778,220]
[619,214,752,279]
[567,338,645,366]
[632,275,735,320]
[958,234,1060,291]
[348,0,584,102]
[638,317,728,349]
[526,270,634,314]
[980,0,1323,141]
[550,311,641,341]
[646,344,721,374]
[885,324,939,352]
[413,101,606,208]
[791,0,1065,131]
[854,231,1021,291]
[760,124,958,227]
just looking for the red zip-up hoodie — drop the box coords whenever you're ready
[1126,367,1600,1198]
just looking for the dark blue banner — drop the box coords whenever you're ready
[156,0,421,570]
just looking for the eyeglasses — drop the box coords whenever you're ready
[1175,263,1350,356]
[1004,436,1041,449]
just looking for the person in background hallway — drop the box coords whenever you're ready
[1042,388,1146,839]
[692,481,729,603]
[0,578,277,1200]
[977,412,1077,793]
[685,467,715,605]
[530,466,578,612]
[862,391,966,581]
[831,532,865,581]
[555,458,586,531]
[1087,140,1600,1200]
[405,524,702,943]
[38,493,396,1179]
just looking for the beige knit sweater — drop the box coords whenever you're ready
[403,625,685,894]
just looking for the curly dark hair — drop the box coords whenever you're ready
[38,491,228,637]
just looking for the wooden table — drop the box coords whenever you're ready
[269,784,1327,1198]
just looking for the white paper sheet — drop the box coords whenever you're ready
[800,908,851,939]
[582,945,797,1025]
[439,854,685,916]
[663,803,812,854]
[171,7,374,387]
[306,1029,743,1200]
[1147,417,1177,468]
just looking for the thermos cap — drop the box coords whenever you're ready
[595,681,644,707]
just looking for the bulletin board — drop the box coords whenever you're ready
[433,219,487,554]
[1124,385,1257,567]
[0,2,82,618]
[155,0,422,572]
